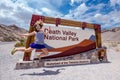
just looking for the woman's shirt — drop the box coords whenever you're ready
[35,31,44,44]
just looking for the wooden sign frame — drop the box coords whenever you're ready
[23,14,102,61]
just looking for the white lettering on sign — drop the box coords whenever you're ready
[44,59,90,67]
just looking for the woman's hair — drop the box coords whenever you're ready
[33,20,43,32]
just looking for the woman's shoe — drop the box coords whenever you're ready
[37,55,41,59]
[11,48,16,55]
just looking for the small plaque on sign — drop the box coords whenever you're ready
[44,59,90,67]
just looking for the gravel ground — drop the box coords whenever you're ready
[0,42,120,80]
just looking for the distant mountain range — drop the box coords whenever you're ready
[0,24,28,42]
[102,27,120,41]
[0,24,120,42]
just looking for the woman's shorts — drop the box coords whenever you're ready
[30,43,46,49]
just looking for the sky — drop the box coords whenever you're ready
[0,0,120,30]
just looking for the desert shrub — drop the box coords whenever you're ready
[117,42,120,44]
[14,39,26,47]
[111,42,118,47]
[116,48,120,52]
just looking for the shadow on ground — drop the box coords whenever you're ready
[20,68,65,76]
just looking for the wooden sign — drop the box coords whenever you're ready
[23,14,102,61]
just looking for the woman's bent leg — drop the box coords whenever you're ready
[11,47,34,55]
[38,48,48,57]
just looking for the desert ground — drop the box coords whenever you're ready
[0,42,120,80]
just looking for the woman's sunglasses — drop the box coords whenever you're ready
[34,24,43,29]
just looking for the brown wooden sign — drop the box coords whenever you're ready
[23,14,102,61]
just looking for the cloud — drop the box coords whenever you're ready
[64,3,88,20]
[0,0,63,29]
[0,0,120,30]
[65,1,120,29]
[109,11,120,23]
[65,2,107,21]
[70,0,84,6]
[0,0,34,29]
[94,13,102,18]
[110,0,120,6]
[94,14,110,24]
[41,7,63,17]
[48,0,64,8]
[93,10,120,28]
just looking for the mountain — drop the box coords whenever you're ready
[0,24,28,42]
[89,35,96,41]
[102,27,120,41]
[0,24,119,42]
